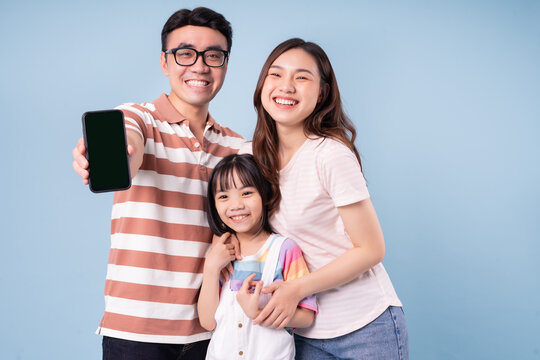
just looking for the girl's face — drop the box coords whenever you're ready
[261,48,322,132]
[214,172,264,237]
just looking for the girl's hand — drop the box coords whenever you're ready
[252,280,302,329]
[205,233,237,273]
[210,233,242,281]
[236,273,263,319]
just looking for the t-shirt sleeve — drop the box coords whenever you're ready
[115,103,147,142]
[238,140,253,155]
[278,238,317,313]
[318,140,370,207]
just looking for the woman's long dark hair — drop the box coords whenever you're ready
[207,154,274,236]
[253,38,362,213]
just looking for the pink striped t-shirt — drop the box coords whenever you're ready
[96,94,245,344]
[270,136,402,339]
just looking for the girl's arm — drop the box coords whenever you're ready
[197,265,221,331]
[197,233,237,331]
[253,198,384,328]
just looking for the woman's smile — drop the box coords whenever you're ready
[273,96,299,107]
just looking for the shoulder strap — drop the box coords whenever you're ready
[260,235,287,286]
[258,235,287,308]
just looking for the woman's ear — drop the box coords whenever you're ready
[318,83,329,103]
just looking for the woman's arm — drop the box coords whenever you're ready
[297,198,385,294]
[236,274,315,329]
[287,307,315,329]
[253,198,384,328]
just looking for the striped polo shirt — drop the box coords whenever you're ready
[270,137,402,339]
[96,94,245,344]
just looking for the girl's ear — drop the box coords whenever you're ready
[318,83,329,103]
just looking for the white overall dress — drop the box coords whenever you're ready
[206,234,295,360]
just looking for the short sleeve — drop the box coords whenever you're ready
[238,140,253,155]
[278,238,317,313]
[115,103,147,142]
[318,140,370,208]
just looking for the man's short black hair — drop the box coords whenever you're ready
[161,7,232,52]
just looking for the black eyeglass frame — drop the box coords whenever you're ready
[164,47,229,68]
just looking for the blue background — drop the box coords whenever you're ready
[1,0,539,359]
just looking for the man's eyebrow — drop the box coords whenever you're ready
[175,42,226,51]
[205,45,226,51]
[176,42,194,49]
[269,65,315,75]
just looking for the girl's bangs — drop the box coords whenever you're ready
[216,163,255,192]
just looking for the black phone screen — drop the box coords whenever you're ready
[82,110,131,193]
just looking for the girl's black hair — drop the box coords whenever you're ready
[207,154,274,236]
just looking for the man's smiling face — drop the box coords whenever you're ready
[160,25,228,111]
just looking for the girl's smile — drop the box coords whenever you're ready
[229,213,250,223]
[214,173,264,238]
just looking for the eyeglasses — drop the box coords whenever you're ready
[164,47,229,67]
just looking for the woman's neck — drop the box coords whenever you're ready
[236,230,271,256]
[276,125,308,170]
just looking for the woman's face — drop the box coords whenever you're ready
[261,48,322,132]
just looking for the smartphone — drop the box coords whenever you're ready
[82,109,131,193]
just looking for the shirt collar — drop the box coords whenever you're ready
[153,93,222,133]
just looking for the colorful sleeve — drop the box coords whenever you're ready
[278,238,318,313]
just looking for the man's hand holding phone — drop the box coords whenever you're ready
[72,137,135,185]
[72,137,90,184]
[73,109,144,192]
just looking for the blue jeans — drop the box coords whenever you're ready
[294,306,408,360]
[102,336,210,360]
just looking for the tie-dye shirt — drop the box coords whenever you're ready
[229,234,317,313]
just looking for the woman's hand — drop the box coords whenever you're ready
[236,273,263,319]
[252,280,303,329]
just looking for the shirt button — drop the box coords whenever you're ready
[239,351,243,356]
[194,142,200,148]
[238,323,242,328]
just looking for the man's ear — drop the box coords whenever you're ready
[160,52,169,76]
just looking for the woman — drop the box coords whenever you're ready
[250,38,409,359]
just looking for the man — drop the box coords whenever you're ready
[72,7,244,359]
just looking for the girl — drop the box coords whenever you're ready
[250,38,409,359]
[198,153,317,360]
